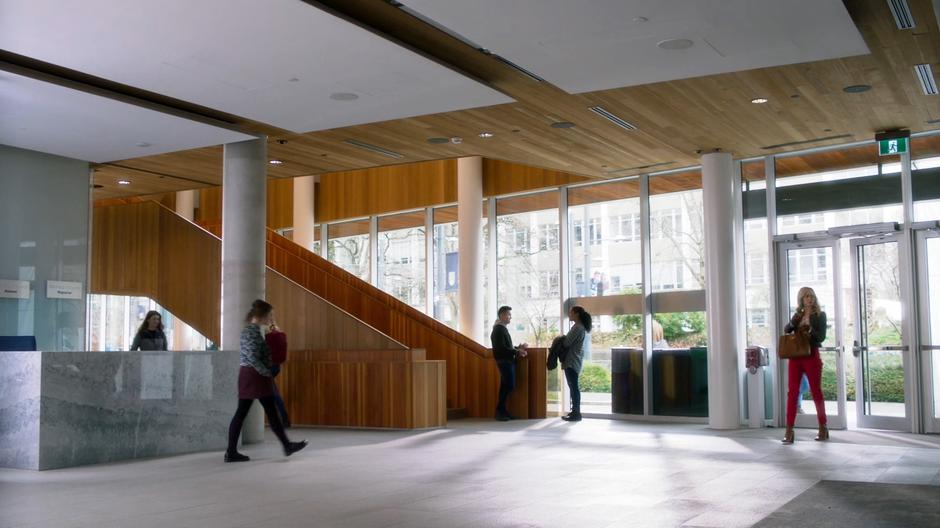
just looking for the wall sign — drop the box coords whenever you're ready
[0,279,29,299]
[46,280,83,299]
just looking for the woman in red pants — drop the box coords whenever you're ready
[783,287,829,444]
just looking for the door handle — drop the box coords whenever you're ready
[866,345,909,352]
[852,340,863,358]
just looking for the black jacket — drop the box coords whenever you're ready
[490,323,516,362]
[785,311,827,348]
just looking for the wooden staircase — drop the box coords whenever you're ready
[91,200,546,420]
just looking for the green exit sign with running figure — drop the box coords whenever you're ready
[878,137,908,156]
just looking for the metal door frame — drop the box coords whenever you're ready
[775,237,847,430]
[849,233,912,431]
[915,226,940,433]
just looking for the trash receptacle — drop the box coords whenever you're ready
[689,346,709,417]
[611,347,643,414]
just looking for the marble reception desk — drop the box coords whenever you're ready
[0,350,239,470]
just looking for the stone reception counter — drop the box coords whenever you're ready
[0,350,239,470]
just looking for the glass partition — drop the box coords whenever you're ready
[86,294,211,351]
[377,211,426,311]
[742,159,773,355]
[496,191,560,347]
[327,219,371,283]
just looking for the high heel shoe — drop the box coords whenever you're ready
[781,426,794,444]
[815,424,829,442]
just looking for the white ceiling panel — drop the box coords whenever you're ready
[0,71,253,163]
[402,0,870,94]
[0,0,512,133]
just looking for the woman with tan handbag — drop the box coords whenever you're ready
[782,287,829,444]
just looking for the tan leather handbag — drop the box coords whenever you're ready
[777,331,811,359]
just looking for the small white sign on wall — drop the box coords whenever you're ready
[46,280,83,299]
[0,279,29,299]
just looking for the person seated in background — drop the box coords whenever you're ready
[652,319,669,349]
[490,306,527,421]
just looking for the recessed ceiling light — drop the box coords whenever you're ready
[633,16,649,23]
[117,180,131,185]
[657,38,694,50]
[288,77,300,82]
[269,159,284,165]
[427,137,449,144]
[478,131,494,138]
[550,121,576,129]
[330,92,359,101]
[843,84,872,93]
[751,97,768,104]
[135,142,151,147]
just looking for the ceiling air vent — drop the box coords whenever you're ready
[915,64,938,95]
[588,106,638,131]
[887,0,915,29]
[342,139,404,159]
[761,134,853,150]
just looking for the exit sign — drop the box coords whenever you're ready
[878,137,908,156]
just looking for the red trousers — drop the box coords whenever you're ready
[786,348,827,427]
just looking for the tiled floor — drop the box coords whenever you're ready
[2,419,939,528]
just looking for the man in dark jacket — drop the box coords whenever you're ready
[491,306,527,421]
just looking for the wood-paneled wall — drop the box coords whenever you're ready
[278,350,446,428]
[176,157,592,229]
[483,158,592,197]
[92,201,399,349]
[316,159,457,223]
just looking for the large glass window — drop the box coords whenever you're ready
[648,170,708,416]
[774,143,903,234]
[432,206,459,328]
[568,179,642,298]
[912,134,940,222]
[377,211,426,311]
[567,179,644,414]
[649,170,705,292]
[327,219,371,283]
[496,191,560,347]
[742,160,773,353]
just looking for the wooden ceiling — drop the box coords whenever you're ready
[81,0,940,199]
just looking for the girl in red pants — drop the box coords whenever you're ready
[783,287,829,444]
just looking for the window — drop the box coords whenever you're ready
[572,220,583,247]
[539,270,560,298]
[512,228,530,252]
[748,308,769,327]
[588,217,602,245]
[787,247,829,283]
[520,284,534,299]
[653,261,685,291]
[612,213,640,242]
[538,223,559,250]
[651,209,682,239]
[746,253,768,286]
[611,276,621,290]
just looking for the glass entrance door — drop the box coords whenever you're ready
[777,239,846,429]
[850,234,911,430]
[916,229,940,433]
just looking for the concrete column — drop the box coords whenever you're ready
[292,175,316,250]
[222,138,267,444]
[175,190,196,221]
[702,152,742,429]
[457,156,484,343]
